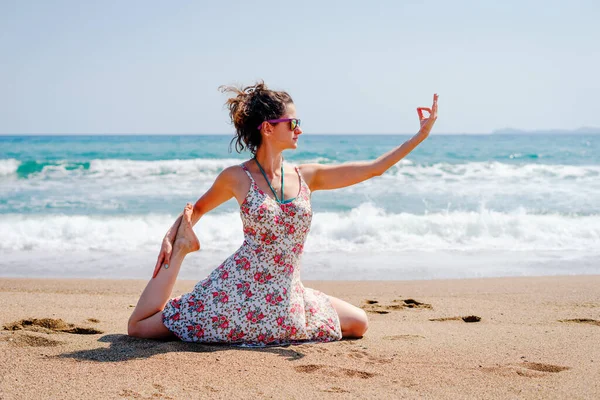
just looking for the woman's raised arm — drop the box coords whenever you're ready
[300,94,438,191]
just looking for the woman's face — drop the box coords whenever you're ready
[269,103,303,150]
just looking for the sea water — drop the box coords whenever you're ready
[1,134,599,280]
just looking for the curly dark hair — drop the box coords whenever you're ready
[219,81,293,155]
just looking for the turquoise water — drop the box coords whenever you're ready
[1,134,599,280]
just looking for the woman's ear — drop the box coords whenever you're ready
[263,122,274,137]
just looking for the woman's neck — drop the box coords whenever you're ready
[254,147,284,176]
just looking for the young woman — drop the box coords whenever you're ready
[128,82,438,345]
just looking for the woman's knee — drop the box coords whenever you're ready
[127,316,141,337]
[328,295,369,338]
[352,309,369,337]
[342,308,369,338]
[127,313,150,338]
[128,311,172,339]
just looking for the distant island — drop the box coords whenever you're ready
[492,127,600,135]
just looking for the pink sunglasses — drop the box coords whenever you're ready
[257,118,301,131]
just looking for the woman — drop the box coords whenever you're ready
[128,82,438,344]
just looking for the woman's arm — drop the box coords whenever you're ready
[189,166,238,225]
[300,132,428,191]
[153,166,238,277]
[300,94,438,191]
[161,166,237,242]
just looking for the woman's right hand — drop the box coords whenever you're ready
[417,93,439,138]
[152,237,173,279]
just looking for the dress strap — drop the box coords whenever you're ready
[294,165,307,189]
[240,163,255,184]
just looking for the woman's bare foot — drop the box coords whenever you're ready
[173,203,200,254]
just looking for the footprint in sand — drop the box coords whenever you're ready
[522,362,570,373]
[3,318,103,334]
[429,315,481,323]
[119,388,174,400]
[482,362,570,378]
[558,318,600,326]
[347,349,393,364]
[322,387,350,393]
[383,334,425,341]
[297,344,329,354]
[361,298,432,314]
[347,349,367,359]
[294,364,377,379]
[1,333,64,347]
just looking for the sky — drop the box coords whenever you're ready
[1,0,599,135]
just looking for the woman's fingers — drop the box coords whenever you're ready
[417,108,423,120]
[417,107,432,121]
[416,94,439,135]
[153,253,164,279]
[417,94,439,119]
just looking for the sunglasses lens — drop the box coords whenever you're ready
[291,120,297,130]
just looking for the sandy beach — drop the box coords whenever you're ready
[1,275,598,399]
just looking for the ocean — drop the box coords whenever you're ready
[1,134,599,280]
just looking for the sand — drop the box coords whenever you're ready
[0,275,599,399]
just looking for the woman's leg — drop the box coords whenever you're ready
[327,295,369,338]
[127,204,200,339]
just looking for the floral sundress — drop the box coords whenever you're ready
[162,163,342,345]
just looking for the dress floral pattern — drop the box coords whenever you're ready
[162,163,342,345]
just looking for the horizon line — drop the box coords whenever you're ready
[2,131,599,136]
[0,132,482,136]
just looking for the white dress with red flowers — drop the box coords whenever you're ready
[161,163,342,345]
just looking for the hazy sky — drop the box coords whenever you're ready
[1,0,599,134]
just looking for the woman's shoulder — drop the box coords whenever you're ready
[297,163,319,186]
[221,161,251,181]
[211,162,253,200]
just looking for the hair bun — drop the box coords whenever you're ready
[244,81,266,96]
[220,80,293,155]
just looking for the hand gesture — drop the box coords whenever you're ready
[417,93,439,137]
[152,237,173,279]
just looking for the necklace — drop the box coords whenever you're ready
[253,157,284,203]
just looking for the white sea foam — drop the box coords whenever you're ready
[2,158,599,182]
[0,159,20,176]
[385,161,600,182]
[308,203,600,252]
[2,162,599,220]
[2,204,599,253]
[87,158,242,178]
